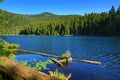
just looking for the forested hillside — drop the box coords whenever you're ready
[0,5,120,36]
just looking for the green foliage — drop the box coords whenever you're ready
[21,60,28,66]
[117,5,120,13]
[53,69,66,80]
[0,5,120,36]
[109,6,116,14]
[0,10,8,25]
[0,41,19,56]
[15,59,53,71]
[33,59,53,70]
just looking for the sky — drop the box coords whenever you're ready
[0,0,120,15]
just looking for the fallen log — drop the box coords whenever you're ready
[17,49,101,65]
[17,49,59,58]
[73,59,101,65]
[0,57,51,80]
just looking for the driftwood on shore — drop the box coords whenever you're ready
[17,49,101,65]
[0,57,52,80]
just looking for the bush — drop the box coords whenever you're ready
[0,41,19,56]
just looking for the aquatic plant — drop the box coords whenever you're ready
[21,60,28,66]
[33,59,53,70]
[0,41,19,57]
[15,59,53,71]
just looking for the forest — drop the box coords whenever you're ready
[0,5,120,36]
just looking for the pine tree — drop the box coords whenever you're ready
[117,5,120,13]
[109,6,116,14]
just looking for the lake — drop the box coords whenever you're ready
[0,36,120,80]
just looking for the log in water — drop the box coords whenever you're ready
[73,59,101,65]
[17,49,101,65]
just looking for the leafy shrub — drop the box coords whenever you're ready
[0,41,19,56]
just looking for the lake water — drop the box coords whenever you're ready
[0,36,120,80]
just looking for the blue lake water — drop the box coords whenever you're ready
[0,36,120,80]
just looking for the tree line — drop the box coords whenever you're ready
[0,5,120,36]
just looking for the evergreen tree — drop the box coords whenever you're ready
[117,5,120,13]
[109,6,116,14]
[0,5,120,36]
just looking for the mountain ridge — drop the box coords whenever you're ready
[1,9,82,17]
